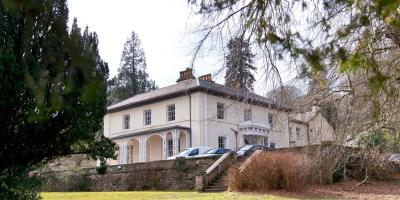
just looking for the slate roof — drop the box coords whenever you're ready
[107,79,291,113]
[289,111,318,124]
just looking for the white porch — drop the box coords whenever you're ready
[113,128,190,164]
[238,121,270,147]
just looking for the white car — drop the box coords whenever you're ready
[167,147,212,160]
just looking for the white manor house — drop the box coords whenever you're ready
[104,68,335,165]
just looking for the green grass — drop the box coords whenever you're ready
[41,191,307,200]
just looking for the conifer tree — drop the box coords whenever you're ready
[224,37,256,91]
[108,31,156,104]
[0,1,114,198]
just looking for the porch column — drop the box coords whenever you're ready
[185,130,190,148]
[172,129,179,155]
[161,132,167,160]
[118,139,128,164]
[238,134,245,147]
[138,135,148,162]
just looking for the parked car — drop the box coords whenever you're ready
[195,148,231,158]
[236,144,268,159]
[167,147,212,160]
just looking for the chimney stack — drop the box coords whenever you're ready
[311,95,322,113]
[198,74,213,82]
[176,68,195,82]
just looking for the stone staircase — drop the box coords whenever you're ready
[204,172,227,192]
[195,152,235,192]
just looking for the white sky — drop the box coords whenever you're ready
[68,0,217,87]
[68,0,303,94]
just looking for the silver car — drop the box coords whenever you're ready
[167,147,212,160]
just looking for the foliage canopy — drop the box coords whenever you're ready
[0,0,115,199]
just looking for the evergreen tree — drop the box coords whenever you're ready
[0,1,114,199]
[108,31,156,104]
[224,37,256,91]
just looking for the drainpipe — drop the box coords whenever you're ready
[307,123,310,145]
[231,128,238,150]
[189,93,192,147]
[287,114,291,147]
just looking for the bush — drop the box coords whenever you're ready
[228,151,312,192]
[96,165,107,175]
[345,151,398,181]
[0,167,42,200]
[357,130,400,153]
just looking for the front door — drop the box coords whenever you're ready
[244,135,267,145]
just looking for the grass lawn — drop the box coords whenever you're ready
[41,191,309,200]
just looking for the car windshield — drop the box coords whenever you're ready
[177,149,191,156]
[206,149,218,154]
[239,145,253,151]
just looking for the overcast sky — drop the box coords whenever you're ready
[68,0,217,86]
[68,0,302,94]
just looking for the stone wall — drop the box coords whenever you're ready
[41,156,218,192]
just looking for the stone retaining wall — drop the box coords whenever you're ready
[41,156,218,191]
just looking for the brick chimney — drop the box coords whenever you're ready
[176,68,195,82]
[198,74,213,82]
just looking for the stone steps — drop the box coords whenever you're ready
[204,173,228,192]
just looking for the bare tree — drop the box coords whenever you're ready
[188,0,400,184]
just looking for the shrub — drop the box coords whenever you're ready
[95,157,108,175]
[345,151,398,181]
[95,165,107,175]
[0,167,42,200]
[228,151,312,192]
[357,130,400,153]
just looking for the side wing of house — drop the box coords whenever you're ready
[308,113,335,145]
[288,121,309,147]
[204,94,290,149]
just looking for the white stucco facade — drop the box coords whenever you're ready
[104,70,335,164]
[288,108,335,147]
[104,90,291,165]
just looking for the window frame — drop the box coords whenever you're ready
[166,104,176,122]
[123,114,130,130]
[268,113,273,126]
[244,108,252,121]
[217,102,225,120]
[144,109,151,126]
[218,136,227,148]
[167,139,173,156]
[296,127,301,140]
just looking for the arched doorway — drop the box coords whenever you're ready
[146,134,163,161]
[179,131,188,151]
[128,138,139,163]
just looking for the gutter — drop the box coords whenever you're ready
[107,85,292,114]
